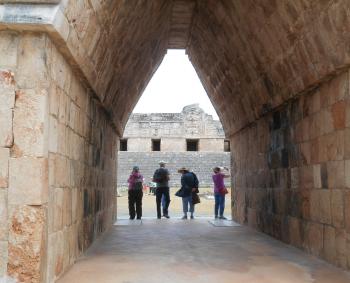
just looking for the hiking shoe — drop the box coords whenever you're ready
[190,215,194,219]
[163,214,170,219]
[219,216,227,220]
[181,215,187,220]
[215,215,219,219]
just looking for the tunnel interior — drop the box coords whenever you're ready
[0,0,349,282]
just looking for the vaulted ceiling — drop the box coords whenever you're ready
[53,0,350,136]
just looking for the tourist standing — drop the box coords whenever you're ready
[153,161,170,219]
[212,167,230,219]
[177,167,198,220]
[127,166,144,220]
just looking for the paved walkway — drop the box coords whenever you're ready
[58,219,350,283]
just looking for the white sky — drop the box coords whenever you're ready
[133,49,219,120]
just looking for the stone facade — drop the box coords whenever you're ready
[232,70,350,270]
[0,31,118,283]
[123,104,226,152]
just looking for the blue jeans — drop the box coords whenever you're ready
[182,196,194,213]
[214,193,225,216]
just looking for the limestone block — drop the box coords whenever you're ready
[8,205,46,283]
[305,222,324,256]
[9,157,48,205]
[327,160,345,189]
[53,188,63,232]
[345,192,350,233]
[346,99,350,128]
[0,32,18,68]
[346,160,350,189]
[331,190,344,228]
[346,129,350,159]
[71,187,78,223]
[0,108,13,147]
[16,33,49,89]
[319,190,332,225]
[63,188,72,227]
[0,190,7,241]
[0,240,7,276]
[57,123,67,156]
[320,108,334,135]
[58,92,69,125]
[323,225,336,263]
[0,70,16,111]
[13,89,48,157]
[47,230,63,282]
[332,100,346,130]
[335,229,347,268]
[49,115,58,153]
[289,217,302,248]
[49,84,60,118]
[313,164,322,189]
[326,130,344,161]
[0,148,9,188]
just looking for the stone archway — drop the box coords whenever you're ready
[0,0,349,282]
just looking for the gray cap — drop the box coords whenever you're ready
[159,160,167,165]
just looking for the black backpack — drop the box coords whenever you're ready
[153,168,168,183]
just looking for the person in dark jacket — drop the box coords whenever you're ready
[153,161,170,219]
[127,166,144,220]
[178,167,197,219]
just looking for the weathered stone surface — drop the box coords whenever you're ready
[13,89,48,157]
[8,205,46,283]
[9,157,48,205]
[16,33,49,89]
[0,108,13,148]
[0,240,7,276]
[0,190,7,241]
[0,32,18,68]
[0,148,9,188]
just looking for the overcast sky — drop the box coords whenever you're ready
[133,49,219,120]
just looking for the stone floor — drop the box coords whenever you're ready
[58,219,350,283]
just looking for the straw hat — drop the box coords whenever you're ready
[178,167,190,173]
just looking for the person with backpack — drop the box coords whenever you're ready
[177,167,199,220]
[153,161,170,219]
[212,166,230,219]
[127,166,144,220]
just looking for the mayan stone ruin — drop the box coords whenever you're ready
[118,104,231,187]
[0,0,349,282]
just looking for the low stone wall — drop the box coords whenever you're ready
[232,70,350,270]
[117,152,231,188]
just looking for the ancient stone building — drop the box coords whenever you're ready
[117,104,231,187]
[0,0,350,282]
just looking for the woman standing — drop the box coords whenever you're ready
[127,166,144,220]
[178,167,198,220]
[212,167,230,219]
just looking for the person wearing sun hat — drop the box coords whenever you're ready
[153,161,170,219]
[178,167,199,220]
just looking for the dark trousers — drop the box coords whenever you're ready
[128,189,143,219]
[156,187,170,218]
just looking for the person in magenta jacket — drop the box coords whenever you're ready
[212,167,230,219]
[127,166,144,220]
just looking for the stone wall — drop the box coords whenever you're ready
[232,70,350,269]
[117,152,230,188]
[45,34,117,282]
[0,31,117,283]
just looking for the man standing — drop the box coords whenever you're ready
[153,161,170,219]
